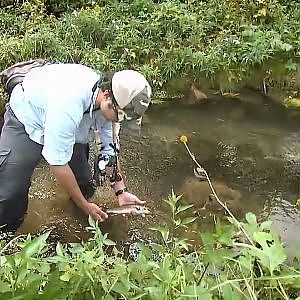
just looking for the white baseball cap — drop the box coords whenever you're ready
[112,70,151,135]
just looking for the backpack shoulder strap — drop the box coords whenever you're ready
[84,75,104,115]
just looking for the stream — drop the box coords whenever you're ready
[7,92,300,257]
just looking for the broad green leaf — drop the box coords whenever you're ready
[215,221,235,245]
[150,243,166,254]
[181,285,212,300]
[150,226,170,243]
[111,281,130,295]
[242,213,259,237]
[145,285,164,300]
[139,243,152,259]
[22,231,50,258]
[201,232,215,250]
[245,212,257,225]
[56,242,64,256]
[103,239,116,246]
[60,272,71,282]
[88,215,97,228]
[238,254,253,272]
[284,97,300,110]
[203,248,233,265]
[16,265,28,285]
[152,258,174,284]
[250,232,287,274]
[174,238,189,251]
[0,256,7,266]
[69,243,85,254]
[176,204,194,214]
[181,217,197,225]
[129,293,148,300]
[37,262,51,274]
[101,277,109,292]
[0,280,11,293]
[4,255,16,268]
[222,283,243,300]
[259,220,272,231]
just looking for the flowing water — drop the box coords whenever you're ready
[9,93,300,256]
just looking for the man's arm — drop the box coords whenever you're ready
[109,159,146,207]
[50,164,108,221]
[99,121,145,206]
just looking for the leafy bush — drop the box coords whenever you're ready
[0,0,299,103]
[1,192,300,299]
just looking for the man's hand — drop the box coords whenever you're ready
[83,202,108,222]
[117,192,145,206]
[50,164,108,222]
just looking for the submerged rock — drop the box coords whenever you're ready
[178,177,259,218]
[283,97,300,110]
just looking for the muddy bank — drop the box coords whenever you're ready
[167,72,299,110]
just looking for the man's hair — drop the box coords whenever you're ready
[98,72,115,92]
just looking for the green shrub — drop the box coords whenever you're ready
[1,192,300,299]
[0,0,299,99]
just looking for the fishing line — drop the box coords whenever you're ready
[181,136,254,246]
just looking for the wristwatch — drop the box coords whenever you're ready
[115,187,128,196]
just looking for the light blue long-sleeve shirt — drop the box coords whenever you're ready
[9,63,119,165]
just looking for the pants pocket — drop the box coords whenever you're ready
[0,149,11,169]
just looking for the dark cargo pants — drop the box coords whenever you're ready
[0,104,94,233]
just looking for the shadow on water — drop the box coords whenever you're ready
[3,93,300,256]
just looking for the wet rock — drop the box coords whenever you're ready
[178,177,258,219]
[266,88,297,107]
[189,84,208,101]
[283,97,300,110]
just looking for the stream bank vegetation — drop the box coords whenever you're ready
[0,0,299,107]
[0,2,300,299]
[1,191,300,299]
